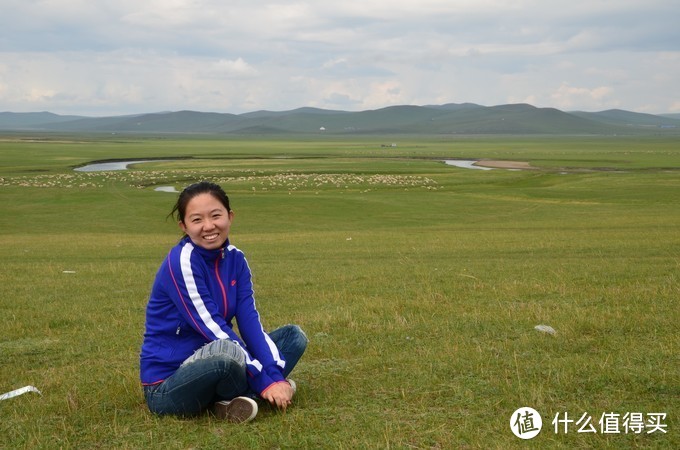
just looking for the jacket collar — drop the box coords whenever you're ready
[182,236,229,261]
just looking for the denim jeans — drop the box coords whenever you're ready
[144,324,308,416]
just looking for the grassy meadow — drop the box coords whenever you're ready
[0,134,678,449]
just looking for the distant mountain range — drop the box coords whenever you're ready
[1,103,679,135]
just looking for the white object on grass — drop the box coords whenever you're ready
[534,324,557,335]
[154,186,179,193]
[0,385,42,401]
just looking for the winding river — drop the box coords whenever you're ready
[75,159,177,192]
[74,160,169,172]
[443,160,493,170]
[74,158,495,193]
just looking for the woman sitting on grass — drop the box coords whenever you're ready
[140,181,307,422]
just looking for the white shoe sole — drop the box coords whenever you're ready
[214,396,258,423]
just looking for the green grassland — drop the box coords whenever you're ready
[0,134,678,449]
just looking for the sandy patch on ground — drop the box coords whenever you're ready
[474,160,536,170]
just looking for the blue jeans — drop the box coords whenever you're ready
[144,324,308,416]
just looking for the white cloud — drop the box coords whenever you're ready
[321,58,348,70]
[363,80,405,108]
[0,0,678,114]
[208,58,259,79]
[550,83,615,111]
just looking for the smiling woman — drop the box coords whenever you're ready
[140,181,308,422]
[175,188,235,250]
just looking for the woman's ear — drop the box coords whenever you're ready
[178,220,187,233]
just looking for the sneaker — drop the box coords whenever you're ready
[287,379,297,394]
[213,396,258,423]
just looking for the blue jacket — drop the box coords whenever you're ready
[139,237,286,395]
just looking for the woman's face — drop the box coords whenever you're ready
[179,193,234,250]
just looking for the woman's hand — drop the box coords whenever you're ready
[261,381,294,410]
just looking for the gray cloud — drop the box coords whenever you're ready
[1,0,678,114]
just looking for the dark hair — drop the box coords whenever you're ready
[170,181,232,223]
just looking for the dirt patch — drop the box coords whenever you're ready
[474,160,537,170]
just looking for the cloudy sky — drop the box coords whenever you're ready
[1,0,679,116]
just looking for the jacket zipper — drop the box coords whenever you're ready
[215,257,228,318]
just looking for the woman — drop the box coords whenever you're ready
[140,181,307,422]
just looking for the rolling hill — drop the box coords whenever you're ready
[1,103,678,135]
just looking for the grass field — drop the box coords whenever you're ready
[0,134,678,449]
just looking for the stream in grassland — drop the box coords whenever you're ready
[74,160,170,172]
[74,158,497,194]
[74,159,178,192]
[443,160,493,170]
